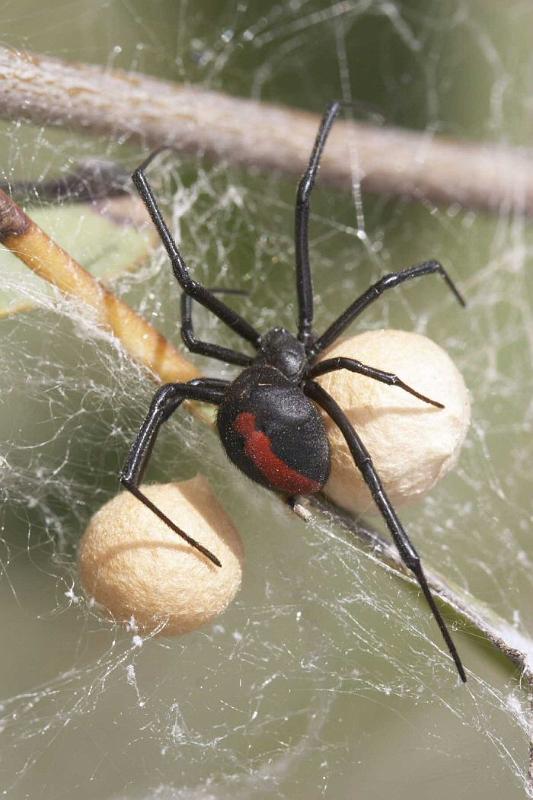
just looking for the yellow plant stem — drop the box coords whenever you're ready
[0,187,199,386]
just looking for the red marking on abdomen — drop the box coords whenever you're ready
[234,411,320,495]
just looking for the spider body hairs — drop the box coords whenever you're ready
[121,101,468,682]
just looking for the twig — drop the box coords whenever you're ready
[0,187,198,385]
[1,189,532,687]
[312,496,533,679]
[1,47,533,215]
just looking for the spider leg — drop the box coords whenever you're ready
[305,380,467,682]
[307,357,444,408]
[181,290,254,367]
[120,378,228,567]
[132,155,261,348]
[310,260,465,359]
[296,101,342,349]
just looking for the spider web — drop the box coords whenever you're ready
[0,1,532,798]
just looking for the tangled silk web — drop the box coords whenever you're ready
[1,2,533,799]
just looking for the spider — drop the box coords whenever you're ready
[120,101,467,683]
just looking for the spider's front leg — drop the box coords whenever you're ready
[132,152,261,349]
[305,379,467,683]
[120,378,228,566]
[295,101,342,347]
[311,260,465,359]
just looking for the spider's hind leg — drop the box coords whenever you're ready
[305,379,467,683]
[120,378,228,566]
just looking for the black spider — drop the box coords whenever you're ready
[120,101,467,682]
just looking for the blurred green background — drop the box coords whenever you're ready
[0,1,532,798]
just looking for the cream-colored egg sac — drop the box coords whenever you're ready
[78,476,244,635]
[317,330,470,515]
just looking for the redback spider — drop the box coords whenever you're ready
[120,101,467,682]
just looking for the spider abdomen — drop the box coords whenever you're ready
[217,366,330,495]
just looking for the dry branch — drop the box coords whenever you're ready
[315,496,533,680]
[0,187,198,385]
[1,47,533,215]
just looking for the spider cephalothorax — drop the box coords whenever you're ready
[120,102,467,682]
[258,327,307,378]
